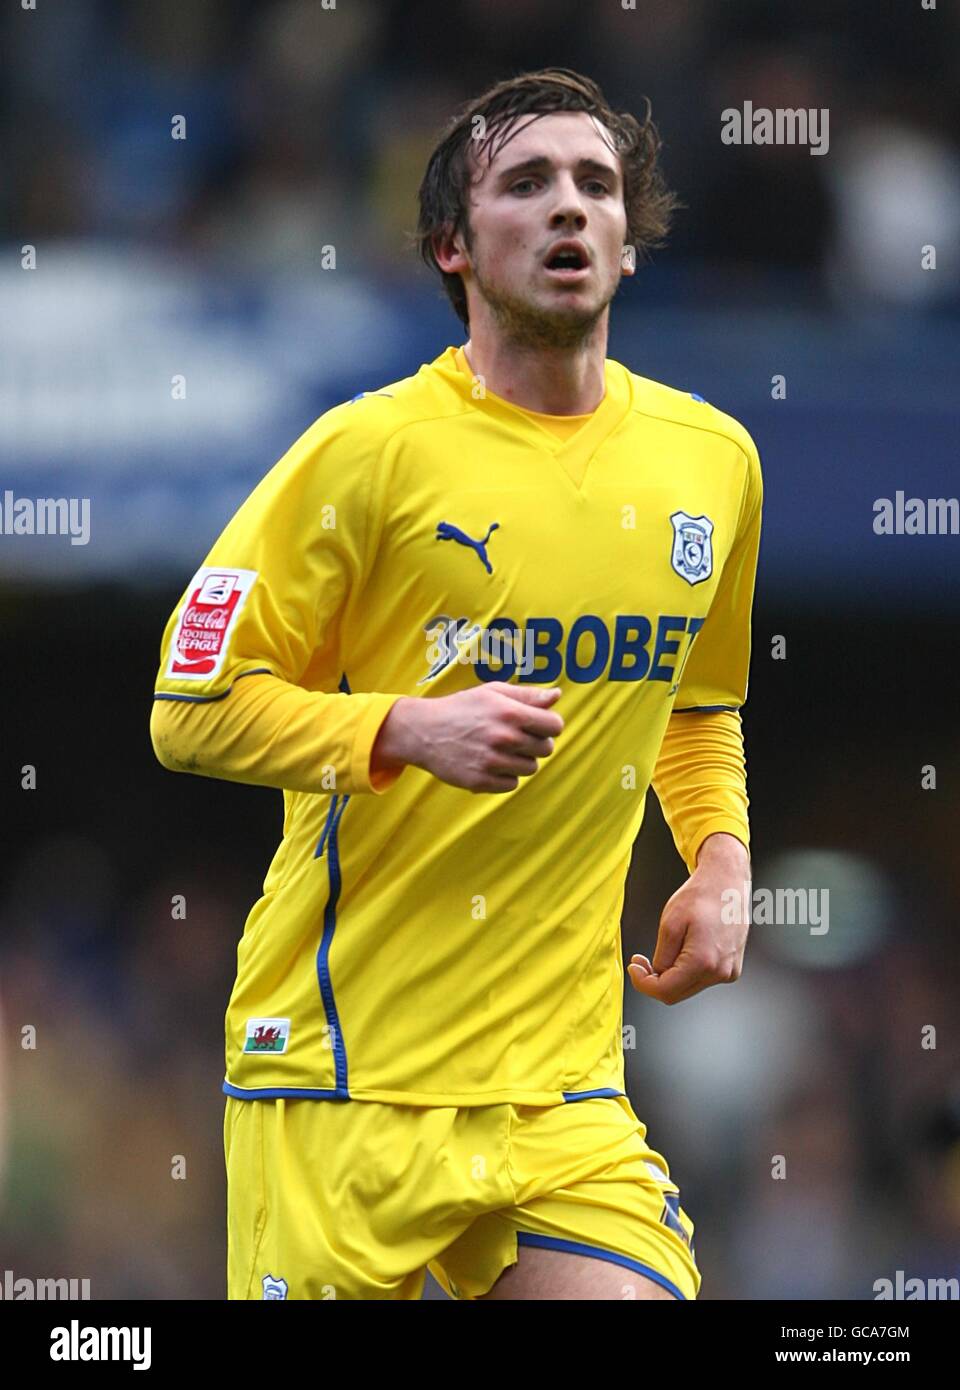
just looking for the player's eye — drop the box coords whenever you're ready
[584,179,610,195]
[510,179,538,194]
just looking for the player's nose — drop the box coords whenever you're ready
[547,175,588,228]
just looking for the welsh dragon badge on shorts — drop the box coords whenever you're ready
[669,511,714,585]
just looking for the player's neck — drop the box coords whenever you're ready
[461,326,608,416]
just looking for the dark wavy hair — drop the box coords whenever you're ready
[413,66,680,332]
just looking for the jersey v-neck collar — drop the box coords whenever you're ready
[430,345,634,492]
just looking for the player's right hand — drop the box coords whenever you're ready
[371,682,564,793]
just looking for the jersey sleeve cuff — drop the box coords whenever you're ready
[351,693,408,795]
[688,819,751,873]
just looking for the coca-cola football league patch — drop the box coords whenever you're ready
[166,566,258,679]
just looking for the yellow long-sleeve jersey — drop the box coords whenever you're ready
[151,344,762,1106]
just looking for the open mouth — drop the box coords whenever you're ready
[543,246,590,279]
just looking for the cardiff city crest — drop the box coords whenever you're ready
[669,511,714,585]
[262,1273,289,1300]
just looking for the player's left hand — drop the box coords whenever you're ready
[627,832,750,1005]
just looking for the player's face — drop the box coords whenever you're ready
[461,111,630,348]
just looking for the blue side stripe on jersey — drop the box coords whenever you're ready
[315,792,351,1095]
[313,675,353,855]
[153,667,273,703]
[672,703,741,713]
[314,795,339,859]
[562,1088,625,1102]
[514,1232,688,1300]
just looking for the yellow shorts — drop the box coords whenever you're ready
[224,1092,700,1300]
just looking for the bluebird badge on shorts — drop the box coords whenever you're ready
[262,1274,288,1300]
[670,511,714,585]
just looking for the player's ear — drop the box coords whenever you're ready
[434,224,470,274]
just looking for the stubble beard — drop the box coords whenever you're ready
[470,255,615,352]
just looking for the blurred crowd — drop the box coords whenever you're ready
[2,0,959,307]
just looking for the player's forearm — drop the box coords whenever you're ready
[651,709,750,874]
[150,672,406,796]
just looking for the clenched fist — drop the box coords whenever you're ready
[371,682,564,793]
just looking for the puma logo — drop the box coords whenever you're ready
[435,520,500,574]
